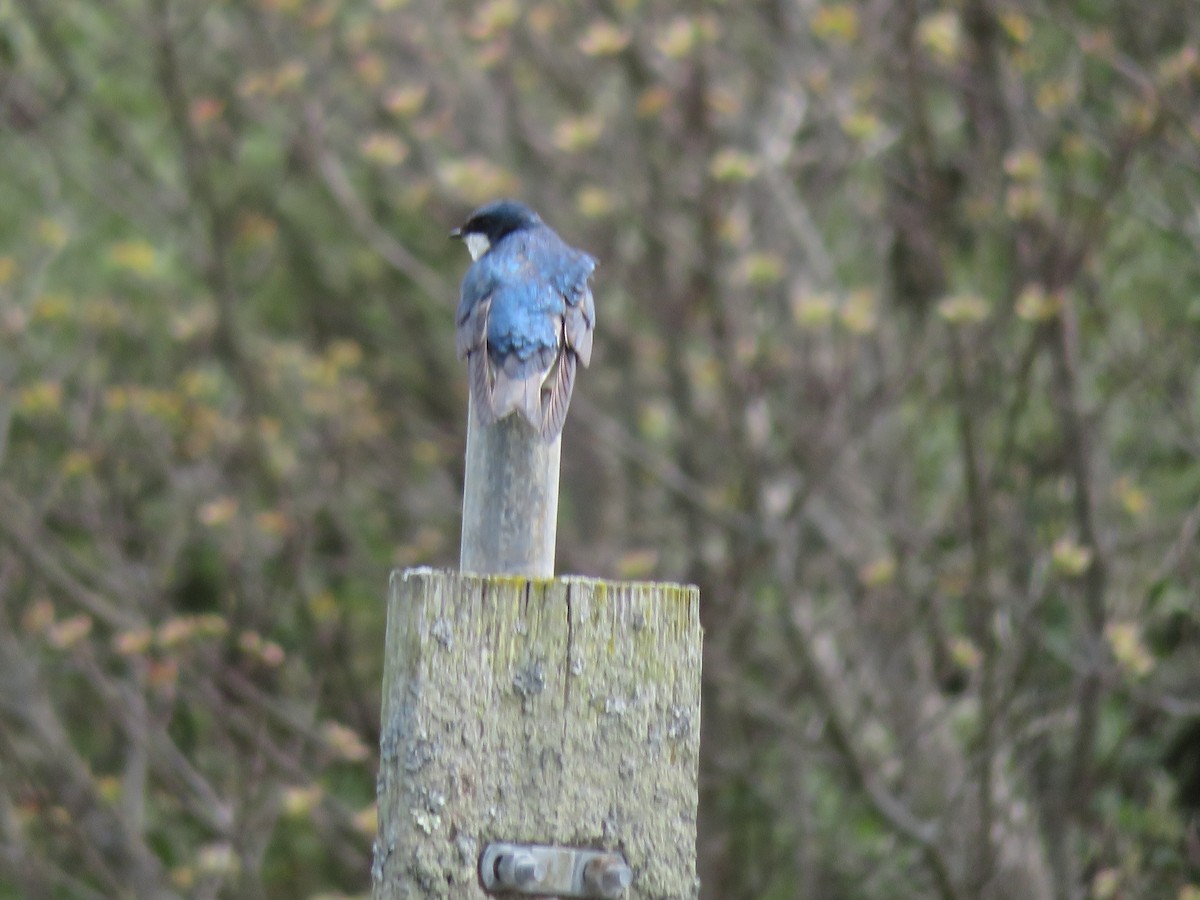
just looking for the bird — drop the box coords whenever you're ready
[451,199,596,442]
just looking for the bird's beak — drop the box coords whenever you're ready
[449,227,462,240]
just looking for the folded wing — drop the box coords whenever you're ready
[456,232,596,441]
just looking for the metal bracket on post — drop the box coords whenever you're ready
[479,842,633,898]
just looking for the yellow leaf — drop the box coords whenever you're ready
[198,496,238,526]
[811,5,859,43]
[709,149,759,183]
[859,555,896,588]
[326,339,363,370]
[62,450,93,478]
[307,590,339,624]
[237,72,270,98]
[1051,537,1092,577]
[104,386,130,412]
[937,293,990,324]
[273,60,306,92]
[1036,79,1076,115]
[1105,622,1154,678]
[138,388,182,423]
[47,615,92,649]
[237,630,284,666]
[840,289,878,334]
[157,617,198,648]
[999,11,1031,44]
[949,636,982,671]
[1003,149,1043,182]
[32,293,70,321]
[1005,183,1044,220]
[114,628,153,656]
[528,5,560,35]
[791,292,835,329]
[840,110,882,142]
[637,401,672,442]
[109,240,157,276]
[1157,45,1199,86]
[1119,95,1158,134]
[353,803,378,836]
[1062,133,1089,162]
[169,867,195,890]
[0,256,16,285]
[282,785,324,817]
[468,0,519,41]
[323,722,371,762]
[717,209,750,246]
[578,20,631,56]
[22,600,55,634]
[707,85,742,119]
[383,84,427,118]
[354,53,386,88]
[36,218,69,249]
[254,510,292,537]
[918,11,963,64]
[1113,475,1150,518]
[196,843,239,877]
[96,775,121,804]
[656,16,700,58]
[553,114,604,153]
[576,186,615,219]
[171,305,218,342]
[1092,868,1120,900]
[194,614,229,638]
[636,86,672,118]
[438,157,519,203]
[738,253,785,287]
[359,133,408,166]
[17,380,63,416]
[1014,283,1061,322]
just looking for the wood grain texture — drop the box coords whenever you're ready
[372,568,702,900]
[459,399,561,578]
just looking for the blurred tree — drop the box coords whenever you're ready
[0,1,1198,898]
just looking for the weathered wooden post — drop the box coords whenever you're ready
[372,204,702,899]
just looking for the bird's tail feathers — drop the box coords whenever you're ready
[488,365,544,433]
[471,348,577,443]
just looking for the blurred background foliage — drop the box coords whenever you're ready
[1,0,1199,897]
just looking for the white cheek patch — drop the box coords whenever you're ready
[464,233,491,260]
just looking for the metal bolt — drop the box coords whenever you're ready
[582,855,633,899]
[479,842,632,897]
[497,850,546,889]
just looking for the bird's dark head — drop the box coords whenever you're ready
[451,199,542,260]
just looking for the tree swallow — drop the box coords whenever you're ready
[452,199,596,442]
